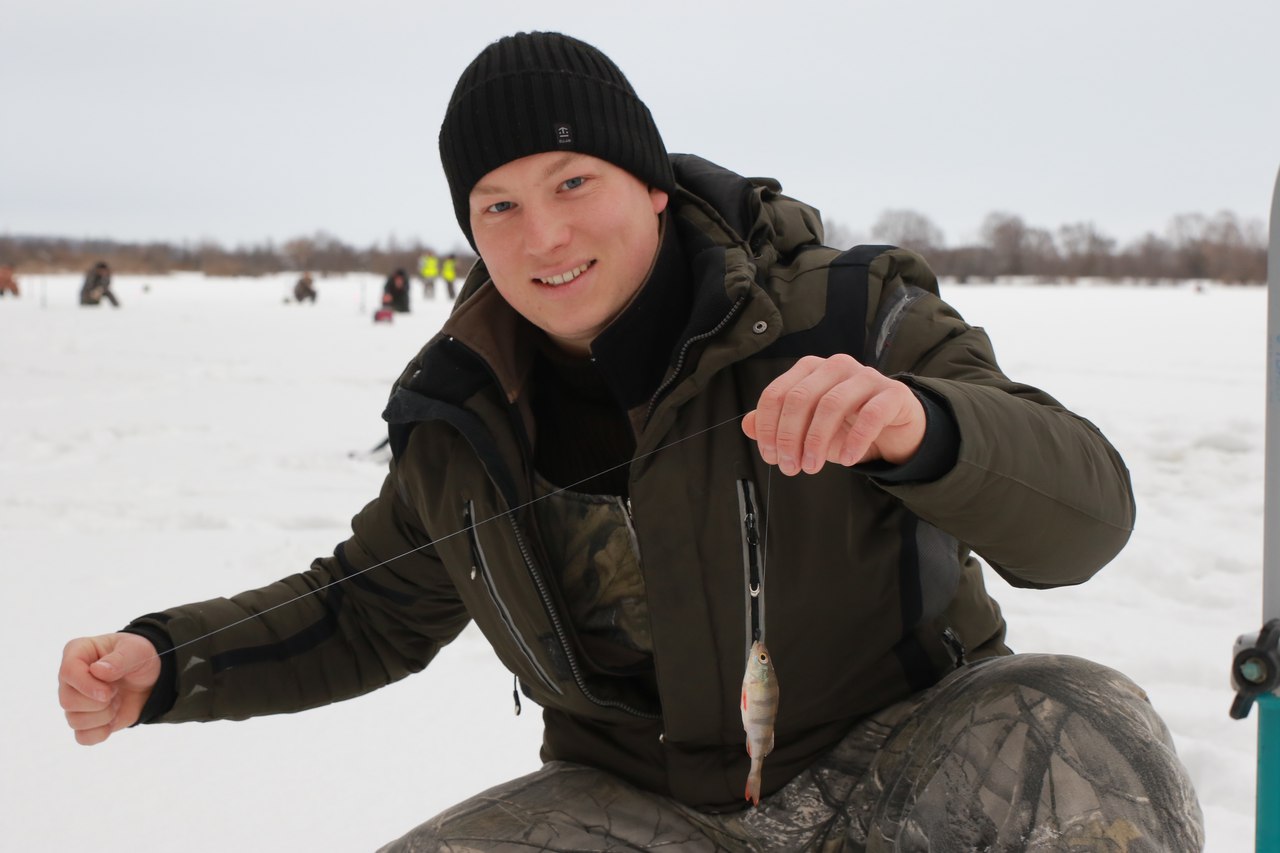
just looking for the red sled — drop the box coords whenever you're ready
[373,309,394,323]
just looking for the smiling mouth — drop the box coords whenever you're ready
[535,261,594,286]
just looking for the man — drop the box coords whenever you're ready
[0,264,18,297]
[58,32,1203,850]
[383,266,411,312]
[79,260,119,307]
[419,250,440,298]
[441,252,458,299]
[293,270,317,303]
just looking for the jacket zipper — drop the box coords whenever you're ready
[505,512,662,720]
[736,479,765,654]
[643,294,749,427]
[464,500,563,696]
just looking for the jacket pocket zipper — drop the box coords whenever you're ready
[737,478,765,655]
[464,500,563,696]
[505,512,662,720]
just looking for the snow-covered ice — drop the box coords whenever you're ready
[1,272,1263,851]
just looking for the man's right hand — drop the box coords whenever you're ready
[58,632,161,745]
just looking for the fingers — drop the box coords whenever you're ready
[59,637,114,706]
[749,355,874,475]
[743,355,927,475]
[90,650,133,684]
[800,366,886,471]
[65,697,122,736]
[59,679,112,713]
[777,361,859,474]
[90,633,160,689]
[60,668,123,746]
[72,720,119,747]
[747,356,826,471]
[835,385,897,467]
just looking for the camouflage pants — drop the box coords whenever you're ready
[378,655,1203,852]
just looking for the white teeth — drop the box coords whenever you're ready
[539,262,591,285]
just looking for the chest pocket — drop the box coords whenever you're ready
[532,473,653,673]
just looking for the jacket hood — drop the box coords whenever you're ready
[665,153,825,265]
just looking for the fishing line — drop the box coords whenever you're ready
[127,408,757,675]
[760,462,773,627]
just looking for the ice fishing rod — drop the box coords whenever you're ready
[1229,163,1280,853]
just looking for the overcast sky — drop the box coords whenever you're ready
[4,0,1278,253]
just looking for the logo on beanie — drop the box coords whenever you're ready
[554,122,574,146]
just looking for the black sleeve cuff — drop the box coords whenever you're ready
[120,622,179,724]
[855,385,960,484]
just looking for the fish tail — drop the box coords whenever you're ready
[745,757,762,806]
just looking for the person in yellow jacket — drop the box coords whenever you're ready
[418,252,440,298]
[441,254,458,299]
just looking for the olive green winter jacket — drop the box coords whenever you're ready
[131,155,1134,811]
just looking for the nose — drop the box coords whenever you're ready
[521,200,571,257]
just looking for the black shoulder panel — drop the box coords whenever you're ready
[752,245,895,361]
[382,389,519,509]
[404,337,492,407]
[379,337,518,506]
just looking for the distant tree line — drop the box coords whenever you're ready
[825,208,1267,284]
[0,207,1267,284]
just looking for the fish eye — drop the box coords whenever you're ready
[758,652,769,664]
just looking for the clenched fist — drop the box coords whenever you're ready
[58,632,161,745]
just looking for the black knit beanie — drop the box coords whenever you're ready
[439,32,676,249]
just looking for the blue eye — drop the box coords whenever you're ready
[561,176,586,190]
[486,201,513,214]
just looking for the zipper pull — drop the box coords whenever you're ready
[464,501,479,580]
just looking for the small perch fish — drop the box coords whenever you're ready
[740,640,779,805]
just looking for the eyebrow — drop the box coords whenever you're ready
[471,153,586,197]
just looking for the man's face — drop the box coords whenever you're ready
[469,152,669,355]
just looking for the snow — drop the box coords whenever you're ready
[1,273,1263,851]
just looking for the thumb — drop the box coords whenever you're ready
[89,651,130,683]
[89,636,152,683]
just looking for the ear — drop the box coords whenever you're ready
[649,187,669,215]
